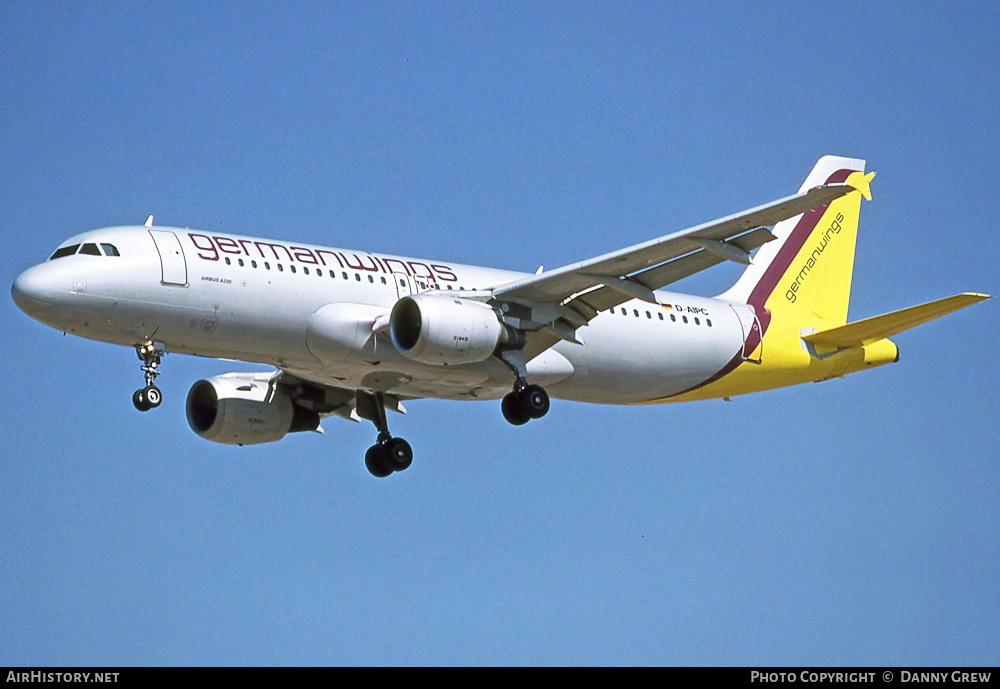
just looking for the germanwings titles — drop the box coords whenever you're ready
[11,156,989,477]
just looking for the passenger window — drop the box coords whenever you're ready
[225,257,231,265]
[706,319,712,327]
[670,314,676,322]
[49,245,80,259]
[79,243,101,256]
[658,312,663,321]
[694,317,700,325]
[381,277,386,285]
[265,262,271,270]
[251,260,258,268]
[101,243,120,257]
[355,273,361,281]
[278,264,284,272]
[682,316,688,324]
[329,270,335,278]
[290,265,297,274]
[368,275,374,283]
[238,259,244,267]
[646,311,651,319]
[344,272,349,280]
[303,267,309,275]
[633,309,639,317]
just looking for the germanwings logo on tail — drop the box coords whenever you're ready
[785,211,846,303]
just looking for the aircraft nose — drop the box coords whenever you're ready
[11,264,55,317]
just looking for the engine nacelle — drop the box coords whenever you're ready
[306,302,384,364]
[389,294,504,365]
[186,373,320,445]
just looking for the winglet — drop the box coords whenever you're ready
[846,171,875,201]
[144,215,154,227]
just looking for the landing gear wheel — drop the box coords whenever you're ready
[502,392,530,426]
[357,391,415,478]
[143,386,162,408]
[520,384,550,419]
[365,445,393,478]
[384,437,413,472]
[134,342,165,412]
[132,389,150,412]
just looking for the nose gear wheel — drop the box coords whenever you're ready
[132,342,165,412]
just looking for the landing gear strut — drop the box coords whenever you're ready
[357,391,413,478]
[497,350,550,426]
[132,342,164,412]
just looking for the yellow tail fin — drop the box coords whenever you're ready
[720,156,872,328]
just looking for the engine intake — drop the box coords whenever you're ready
[186,374,319,445]
[389,294,505,365]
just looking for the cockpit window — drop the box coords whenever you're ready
[48,242,121,260]
[49,244,80,260]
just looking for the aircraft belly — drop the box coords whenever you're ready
[282,356,506,399]
[291,333,576,400]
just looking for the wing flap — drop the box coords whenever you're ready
[802,293,990,348]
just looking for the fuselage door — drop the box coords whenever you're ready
[148,230,188,286]
[394,272,417,299]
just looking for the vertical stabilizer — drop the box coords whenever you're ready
[719,156,869,327]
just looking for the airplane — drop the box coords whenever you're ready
[11,155,989,477]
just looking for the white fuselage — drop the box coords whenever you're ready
[12,226,750,404]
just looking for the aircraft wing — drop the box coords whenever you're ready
[490,180,867,358]
[272,370,411,425]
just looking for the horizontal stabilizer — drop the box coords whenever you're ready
[802,293,990,348]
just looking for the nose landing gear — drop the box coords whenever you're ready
[132,342,165,412]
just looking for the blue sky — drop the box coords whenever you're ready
[2,2,998,666]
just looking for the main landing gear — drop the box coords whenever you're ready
[501,379,550,426]
[497,350,550,426]
[132,342,164,412]
[357,391,413,478]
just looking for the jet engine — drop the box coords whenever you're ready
[389,294,506,365]
[186,373,320,445]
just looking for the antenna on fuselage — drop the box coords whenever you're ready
[144,215,154,227]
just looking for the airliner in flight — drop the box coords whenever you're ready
[11,156,988,477]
